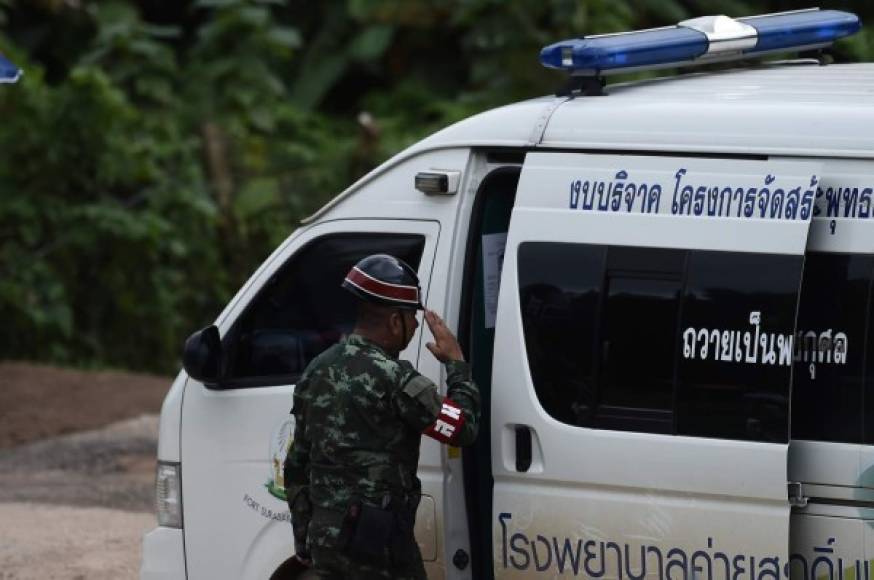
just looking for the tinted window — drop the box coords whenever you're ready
[793,253,873,444]
[519,242,803,442]
[595,248,683,434]
[223,233,425,385]
[518,243,603,426]
[678,252,803,443]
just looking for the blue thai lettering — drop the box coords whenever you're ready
[785,186,801,219]
[734,555,748,580]
[532,535,552,572]
[625,544,647,580]
[757,175,775,218]
[606,541,624,580]
[770,188,785,219]
[612,170,628,211]
[717,187,732,216]
[744,187,757,218]
[801,176,817,220]
[842,186,860,218]
[499,512,511,569]
[713,552,731,580]
[758,557,780,580]
[672,169,688,214]
[553,537,583,575]
[648,545,666,580]
[694,185,707,216]
[707,187,721,216]
[732,187,745,217]
[624,182,637,211]
[510,532,530,570]
[693,549,714,580]
[569,180,582,208]
[582,181,595,210]
[647,184,662,213]
[811,538,835,580]
[824,186,841,218]
[585,540,607,578]
[860,188,873,219]
[597,181,610,211]
[667,548,689,580]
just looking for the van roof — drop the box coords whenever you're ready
[412,62,874,159]
[305,62,874,222]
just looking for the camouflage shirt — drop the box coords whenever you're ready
[284,333,480,554]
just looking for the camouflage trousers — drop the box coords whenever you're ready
[310,545,427,580]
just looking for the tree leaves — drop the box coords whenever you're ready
[0,0,872,372]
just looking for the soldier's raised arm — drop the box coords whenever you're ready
[393,310,480,446]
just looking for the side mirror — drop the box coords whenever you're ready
[183,325,222,386]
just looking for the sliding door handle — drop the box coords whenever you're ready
[515,425,533,472]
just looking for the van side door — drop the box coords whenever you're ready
[492,152,820,578]
[179,219,439,580]
[790,159,874,577]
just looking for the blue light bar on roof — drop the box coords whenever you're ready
[0,54,21,84]
[540,9,861,76]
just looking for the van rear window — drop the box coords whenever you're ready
[518,242,802,443]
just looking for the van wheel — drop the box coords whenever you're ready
[269,557,316,580]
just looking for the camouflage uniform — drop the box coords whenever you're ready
[284,333,480,580]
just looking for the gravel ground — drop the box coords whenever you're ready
[0,415,160,579]
[0,504,155,580]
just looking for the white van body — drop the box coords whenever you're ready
[140,62,874,580]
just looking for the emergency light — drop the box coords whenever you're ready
[540,8,861,76]
[0,54,20,84]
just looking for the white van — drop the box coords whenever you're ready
[140,9,874,580]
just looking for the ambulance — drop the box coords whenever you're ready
[140,9,874,580]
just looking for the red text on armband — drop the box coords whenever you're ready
[423,398,466,444]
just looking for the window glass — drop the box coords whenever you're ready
[518,242,604,426]
[223,233,426,385]
[518,242,804,442]
[677,252,803,443]
[595,248,683,434]
[793,253,872,444]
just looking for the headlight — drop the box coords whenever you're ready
[156,461,183,528]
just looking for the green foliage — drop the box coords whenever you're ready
[0,0,871,372]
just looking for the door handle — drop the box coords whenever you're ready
[788,482,809,508]
[515,425,533,472]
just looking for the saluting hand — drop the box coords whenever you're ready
[424,309,465,363]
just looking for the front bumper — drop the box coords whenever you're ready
[140,526,186,580]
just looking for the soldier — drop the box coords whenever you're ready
[283,254,481,579]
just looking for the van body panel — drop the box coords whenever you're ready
[789,158,874,577]
[180,219,441,580]
[157,370,186,462]
[491,151,819,577]
[140,527,186,580]
[540,65,874,159]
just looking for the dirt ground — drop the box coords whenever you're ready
[0,361,171,449]
[0,361,173,579]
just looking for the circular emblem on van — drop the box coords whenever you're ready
[265,416,295,501]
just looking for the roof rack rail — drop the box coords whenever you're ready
[541,8,860,96]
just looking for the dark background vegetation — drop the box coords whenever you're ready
[1,0,872,374]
